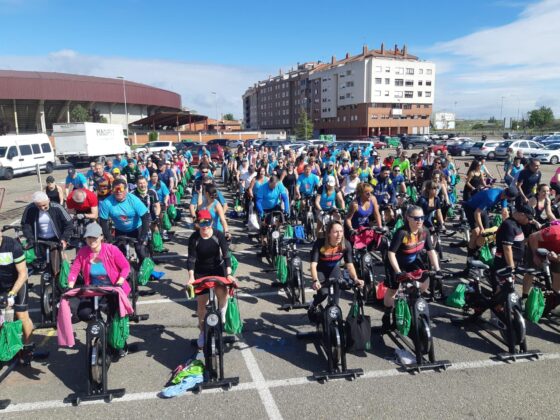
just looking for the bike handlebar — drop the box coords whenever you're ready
[2,224,21,232]
[36,239,64,249]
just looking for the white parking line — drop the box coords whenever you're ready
[3,351,559,414]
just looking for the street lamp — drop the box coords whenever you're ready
[211,91,219,129]
[117,76,129,141]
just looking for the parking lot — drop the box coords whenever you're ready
[0,152,559,419]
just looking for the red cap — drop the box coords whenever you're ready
[196,209,212,221]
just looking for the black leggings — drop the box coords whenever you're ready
[312,273,341,307]
[115,228,149,263]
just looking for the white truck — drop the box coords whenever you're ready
[53,122,131,165]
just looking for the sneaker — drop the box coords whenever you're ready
[197,332,205,349]
[118,345,128,358]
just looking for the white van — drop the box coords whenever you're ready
[0,134,55,180]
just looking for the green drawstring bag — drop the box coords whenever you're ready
[224,296,243,334]
[0,320,23,362]
[171,360,205,384]
[175,192,181,204]
[151,231,165,253]
[168,204,178,221]
[162,212,172,230]
[446,283,467,308]
[178,184,184,198]
[479,243,494,268]
[284,225,294,239]
[58,257,70,289]
[108,315,129,350]
[276,255,288,284]
[394,298,411,336]
[447,207,455,218]
[492,214,503,228]
[138,257,155,286]
[25,247,36,265]
[525,287,546,323]
[229,251,239,275]
[391,217,405,236]
[406,185,418,203]
[188,166,195,179]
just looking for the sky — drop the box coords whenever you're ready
[0,0,558,121]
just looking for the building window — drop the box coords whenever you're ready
[375,78,382,84]
[346,81,354,87]
[406,68,414,75]
[418,81,423,86]
[403,104,412,109]
[346,70,352,76]
[426,81,432,86]
[385,78,390,84]
[425,92,432,97]
[343,116,346,122]
[384,91,390,96]
[405,91,413,98]
[395,91,403,98]
[419,69,423,75]
[405,80,413,86]
[339,95,345,100]
[385,66,390,73]
[346,93,351,98]
[375,66,382,72]
[395,67,404,75]
[427,69,433,75]
[417,91,423,97]
[374,90,381,96]
[395,79,404,86]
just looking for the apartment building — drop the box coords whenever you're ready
[242,44,436,138]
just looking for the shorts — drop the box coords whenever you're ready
[464,206,489,230]
[384,258,425,290]
[0,282,28,313]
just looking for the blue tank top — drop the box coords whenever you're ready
[339,165,351,176]
[351,198,374,229]
[320,188,337,210]
[206,200,223,232]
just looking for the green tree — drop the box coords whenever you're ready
[70,104,90,122]
[295,108,313,140]
[222,113,235,121]
[90,108,107,123]
[528,106,554,129]
[488,116,497,124]
[472,123,484,130]
[148,131,159,141]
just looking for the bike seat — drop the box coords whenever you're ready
[467,259,489,270]
[495,266,513,277]
[515,266,540,275]
[537,248,550,257]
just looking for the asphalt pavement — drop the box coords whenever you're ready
[0,151,559,419]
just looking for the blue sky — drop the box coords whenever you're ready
[1,0,558,121]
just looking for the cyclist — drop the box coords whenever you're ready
[134,176,161,233]
[357,159,373,183]
[295,164,321,200]
[255,175,290,220]
[0,228,33,362]
[417,180,445,231]
[187,210,235,348]
[67,222,131,356]
[65,167,88,196]
[308,220,363,321]
[196,184,230,238]
[463,160,485,202]
[315,175,344,237]
[122,159,141,191]
[528,184,557,228]
[392,149,411,180]
[322,161,339,188]
[66,188,99,220]
[370,166,396,224]
[383,205,441,332]
[21,191,73,277]
[390,166,406,195]
[99,179,151,263]
[464,186,517,257]
[345,182,382,237]
[91,162,114,202]
[516,158,542,204]
[45,176,64,205]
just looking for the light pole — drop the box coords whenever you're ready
[117,76,129,141]
[500,96,505,128]
[211,91,218,130]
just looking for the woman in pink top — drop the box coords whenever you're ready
[550,166,560,197]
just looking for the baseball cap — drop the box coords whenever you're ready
[326,175,336,187]
[112,168,121,175]
[68,168,76,175]
[504,186,519,199]
[515,203,535,220]
[84,222,103,238]
[196,209,212,221]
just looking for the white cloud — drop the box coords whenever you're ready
[431,0,560,119]
[0,50,275,120]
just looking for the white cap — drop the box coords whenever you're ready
[326,175,336,187]
[32,191,49,203]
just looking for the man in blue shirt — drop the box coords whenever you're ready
[256,175,290,219]
[99,178,151,262]
[65,168,88,195]
[295,164,321,199]
[465,186,518,254]
[148,172,170,207]
[112,154,128,170]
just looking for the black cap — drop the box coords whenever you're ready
[515,202,535,219]
[504,186,519,199]
[46,176,55,183]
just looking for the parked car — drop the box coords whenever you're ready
[531,143,560,165]
[448,139,476,157]
[135,141,176,154]
[286,142,307,155]
[469,140,502,159]
[174,141,205,154]
[260,140,292,149]
[401,135,431,150]
[495,140,544,160]
[189,145,224,165]
[207,138,244,151]
[429,144,448,155]
[541,135,560,145]
[0,133,55,180]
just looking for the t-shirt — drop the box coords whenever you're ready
[187,230,228,275]
[311,238,352,281]
[517,168,541,196]
[38,210,55,238]
[133,189,159,218]
[466,188,507,211]
[389,227,433,265]
[65,173,88,189]
[92,172,114,199]
[296,173,321,196]
[99,194,148,233]
[190,190,226,207]
[538,225,560,254]
[495,218,525,262]
[148,181,170,203]
[392,158,410,173]
[0,237,25,289]
[550,167,560,185]
[66,188,99,213]
[90,260,112,286]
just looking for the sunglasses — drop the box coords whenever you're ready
[394,169,400,172]
[113,185,126,193]
[408,215,424,222]
[201,171,209,174]
[198,220,212,227]
[431,187,439,190]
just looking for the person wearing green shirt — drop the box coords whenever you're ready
[392,150,411,180]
